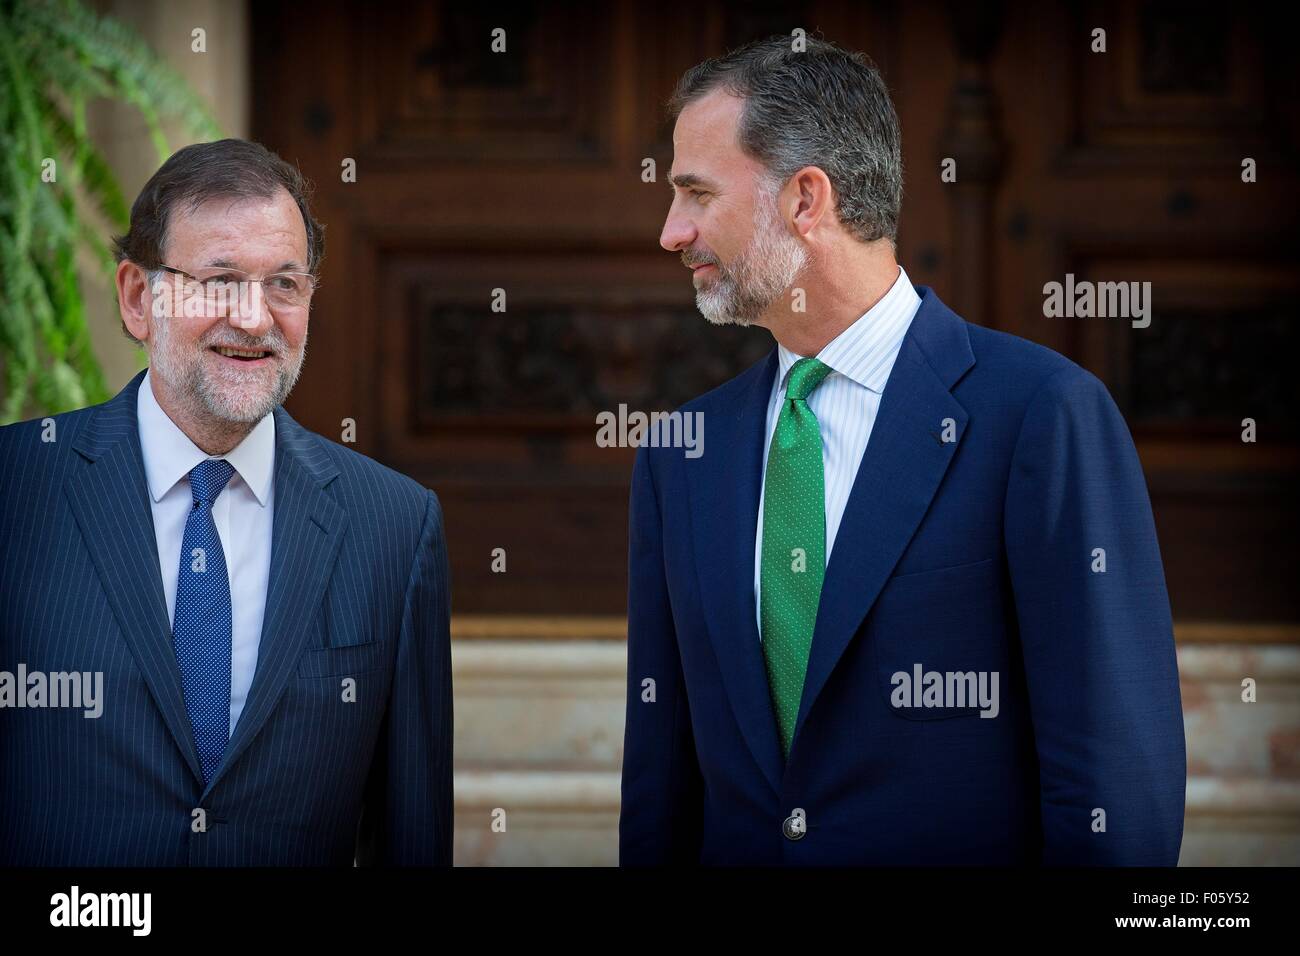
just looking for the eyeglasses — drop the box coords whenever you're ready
[154,264,318,311]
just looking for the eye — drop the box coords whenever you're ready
[207,273,240,285]
[268,275,298,291]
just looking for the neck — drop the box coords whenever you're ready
[761,241,900,357]
[148,374,253,456]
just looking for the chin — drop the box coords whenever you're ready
[702,311,752,328]
[697,293,756,328]
[203,392,278,425]
[198,371,283,423]
[696,290,741,327]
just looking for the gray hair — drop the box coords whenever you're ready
[668,35,903,246]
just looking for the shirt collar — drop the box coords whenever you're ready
[137,368,276,507]
[775,263,921,395]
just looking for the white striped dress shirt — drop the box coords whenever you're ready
[755,264,922,640]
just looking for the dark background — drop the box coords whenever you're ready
[253,0,1299,627]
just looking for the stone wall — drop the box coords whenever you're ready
[451,618,1300,866]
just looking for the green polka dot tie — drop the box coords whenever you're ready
[761,356,834,758]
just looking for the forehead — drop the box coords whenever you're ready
[165,188,308,266]
[670,88,758,181]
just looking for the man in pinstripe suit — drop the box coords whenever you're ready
[0,139,452,866]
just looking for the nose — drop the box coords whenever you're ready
[660,206,697,254]
[228,280,274,337]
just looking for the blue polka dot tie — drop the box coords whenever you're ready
[761,357,834,758]
[173,458,236,784]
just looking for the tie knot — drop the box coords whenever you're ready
[188,458,235,507]
[785,357,833,402]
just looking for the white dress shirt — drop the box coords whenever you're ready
[755,264,922,639]
[137,369,275,736]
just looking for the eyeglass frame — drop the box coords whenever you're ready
[152,263,319,309]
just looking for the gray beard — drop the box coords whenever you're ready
[696,194,808,327]
[149,315,306,425]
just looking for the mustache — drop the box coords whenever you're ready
[202,330,286,354]
[682,251,720,269]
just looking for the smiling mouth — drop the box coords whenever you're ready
[211,345,273,362]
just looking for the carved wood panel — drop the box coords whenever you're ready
[254,0,1298,618]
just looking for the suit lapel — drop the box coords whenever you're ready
[66,369,207,786]
[206,410,346,796]
[791,288,976,750]
[688,350,785,795]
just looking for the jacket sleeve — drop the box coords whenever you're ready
[356,488,454,865]
[619,445,704,865]
[1004,365,1186,865]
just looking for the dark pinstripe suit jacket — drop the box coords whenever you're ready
[0,369,452,866]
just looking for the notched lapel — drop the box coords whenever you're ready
[688,351,786,796]
[792,294,976,752]
[65,372,207,786]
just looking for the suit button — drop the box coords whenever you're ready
[783,809,807,840]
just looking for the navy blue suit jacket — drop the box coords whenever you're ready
[620,285,1186,865]
[0,370,452,866]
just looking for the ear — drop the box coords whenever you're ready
[784,166,836,239]
[116,260,154,343]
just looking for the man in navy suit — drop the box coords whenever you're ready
[619,37,1186,865]
[0,139,452,866]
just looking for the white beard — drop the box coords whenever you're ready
[148,306,306,425]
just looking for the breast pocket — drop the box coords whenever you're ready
[296,640,385,679]
[869,557,1007,720]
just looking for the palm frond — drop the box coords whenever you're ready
[0,0,224,423]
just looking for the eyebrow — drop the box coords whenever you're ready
[204,258,307,272]
[668,173,719,192]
